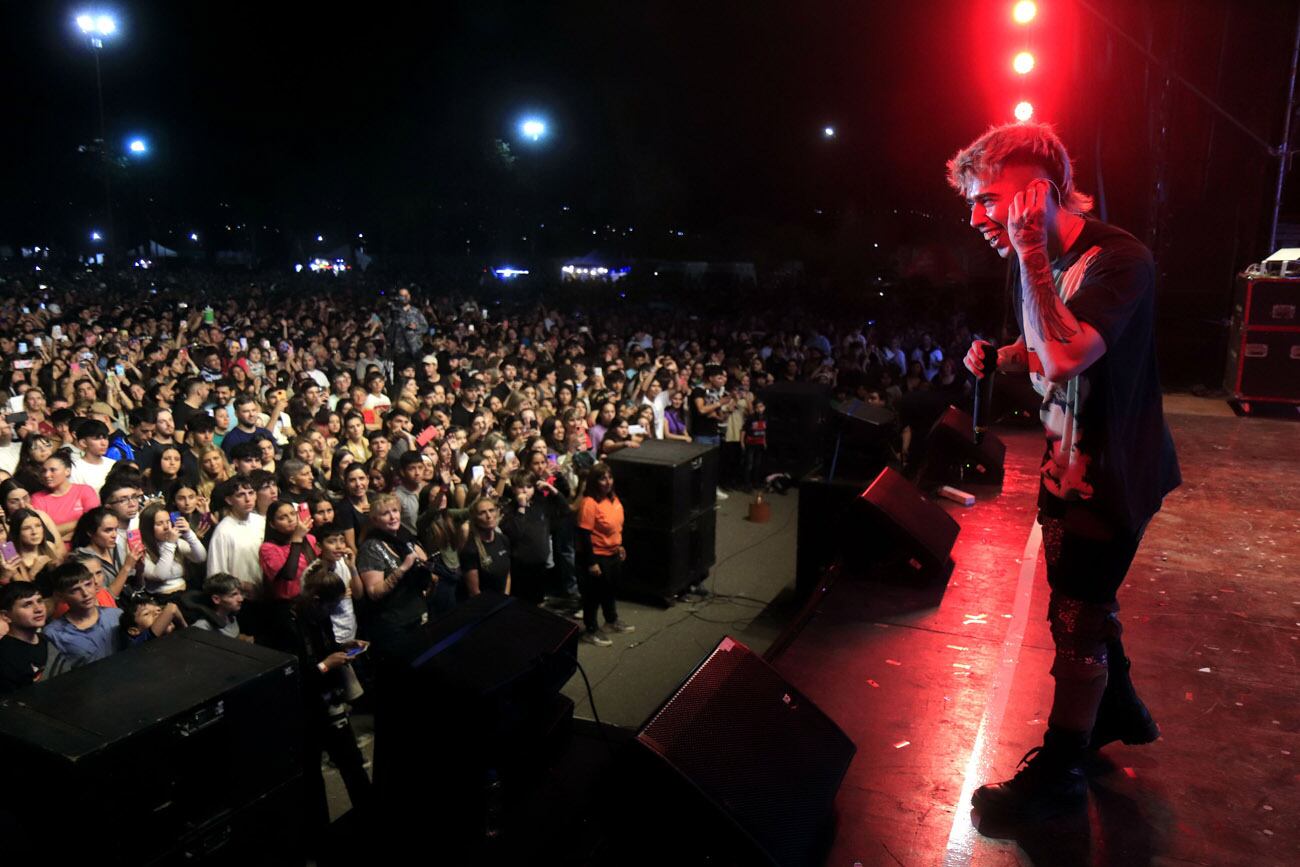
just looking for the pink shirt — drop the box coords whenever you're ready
[259,535,319,601]
[33,484,101,541]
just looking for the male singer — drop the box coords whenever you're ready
[948,122,1181,825]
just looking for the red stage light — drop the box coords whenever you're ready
[1013,51,1035,74]
[1014,101,1034,121]
[1013,1,1037,24]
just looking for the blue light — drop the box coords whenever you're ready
[519,118,546,142]
[128,137,147,154]
[494,267,530,280]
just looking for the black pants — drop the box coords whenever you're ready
[743,445,766,489]
[302,707,371,843]
[578,553,621,632]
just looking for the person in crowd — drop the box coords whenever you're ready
[167,479,214,548]
[70,507,138,601]
[206,476,267,636]
[197,445,233,499]
[43,560,123,671]
[460,496,511,598]
[260,499,318,647]
[355,493,431,661]
[9,508,63,586]
[221,394,276,457]
[393,450,426,535]
[598,415,643,457]
[498,469,564,606]
[574,462,633,646]
[143,444,190,496]
[69,419,117,493]
[186,572,245,638]
[119,591,187,646]
[741,398,768,491]
[137,502,206,599]
[250,469,279,517]
[286,557,373,840]
[0,582,50,692]
[662,390,692,442]
[33,450,100,541]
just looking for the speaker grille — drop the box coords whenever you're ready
[638,637,855,867]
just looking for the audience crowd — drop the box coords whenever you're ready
[0,263,982,831]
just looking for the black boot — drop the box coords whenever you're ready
[972,728,1088,826]
[1087,649,1159,751]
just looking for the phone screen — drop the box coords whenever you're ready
[1,542,16,561]
[471,465,486,482]
[345,645,366,658]
[298,503,311,524]
[17,342,27,354]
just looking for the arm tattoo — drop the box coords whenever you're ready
[1020,249,1077,344]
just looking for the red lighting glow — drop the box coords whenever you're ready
[1014,101,1034,122]
[1013,1,1037,24]
[1013,51,1035,74]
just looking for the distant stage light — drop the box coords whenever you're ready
[1014,101,1034,122]
[823,126,836,138]
[76,14,95,32]
[1013,1,1037,24]
[128,137,147,154]
[91,231,102,241]
[1013,51,1035,74]
[520,118,546,141]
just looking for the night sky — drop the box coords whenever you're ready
[2,0,1297,321]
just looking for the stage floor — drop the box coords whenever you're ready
[773,399,1300,866]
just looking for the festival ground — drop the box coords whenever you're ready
[326,394,1299,866]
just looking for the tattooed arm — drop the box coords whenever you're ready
[1010,179,1106,383]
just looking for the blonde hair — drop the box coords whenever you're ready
[946,121,1093,215]
[196,446,232,499]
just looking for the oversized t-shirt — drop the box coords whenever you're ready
[1011,218,1181,533]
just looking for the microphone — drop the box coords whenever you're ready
[972,343,997,444]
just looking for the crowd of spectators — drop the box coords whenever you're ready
[0,262,983,832]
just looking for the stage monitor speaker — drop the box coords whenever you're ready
[621,507,716,598]
[919,405,1006,487]
[374,592,579,832]
[607,439,718,527]
[0,630,303,864]
[1224,275,1300,402]
[797,467,960,596]
[628,636,856,867]
[758,382,831,478]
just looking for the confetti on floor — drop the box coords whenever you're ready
[866,679,880,688]
[1198,667,1212,673]
[885,659,902,666]
[893,740,911,749]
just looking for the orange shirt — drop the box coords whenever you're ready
[577,495,624,556]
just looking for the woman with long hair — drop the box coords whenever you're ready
[355,492,431,661]
[663,391,692,442]
[260,499,319,647]
[588,401,618,456]
[458,496,511,599]
[137,502,207,598]
[574,461,634,646]
[197,445,233,500]
[1,478,65,551]
[8,508,62,585]
[16,434,56,489]
[70,506,136,600]
[166,478,214,545]
[340,413,371,463]
[335,464,369,551]
[327,450,355,496]
[144,444,189,497]
[33,450,100,542]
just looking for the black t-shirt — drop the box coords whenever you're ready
[1011,218,1181,533]
[459,531,512,594]
[449,400,478,430]
[499,501,551,567]
[0,635,49,693]
[689,386,720,438]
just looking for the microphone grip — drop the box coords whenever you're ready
[972,344,997,444]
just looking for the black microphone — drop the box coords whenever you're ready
[972,343,997,444]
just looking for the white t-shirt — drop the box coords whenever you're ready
[206,512,267,595]
[71,456,116,495]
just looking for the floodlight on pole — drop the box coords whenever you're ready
[1012,1,1037,25]
[520,118,547,142]
[823,126,836,138]
[128,137,147,154]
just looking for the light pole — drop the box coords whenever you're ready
[75,12,118,256]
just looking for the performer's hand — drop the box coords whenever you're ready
[964,340,994,378]
[1008,178,1053,255]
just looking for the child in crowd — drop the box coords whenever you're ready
[43,560,124,672]
[119,591,188,646]
[0,582,50,692]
